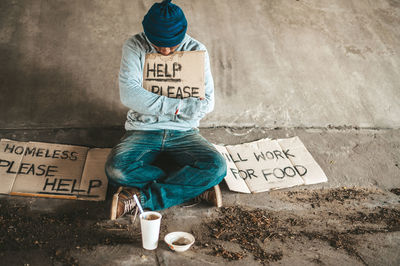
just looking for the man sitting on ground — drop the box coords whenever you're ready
[105,0,226,220]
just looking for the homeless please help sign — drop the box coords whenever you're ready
[142,51,205,99]
[214,137,328,193]
[0,139,110,201]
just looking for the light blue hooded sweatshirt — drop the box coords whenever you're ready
[119,32,214,131]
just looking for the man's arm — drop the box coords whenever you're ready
[177,47,214,120]
[199,48,215,114]
[119,40,201,117]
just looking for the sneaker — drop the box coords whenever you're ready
[195,185,222,207]
[110,187,140,220]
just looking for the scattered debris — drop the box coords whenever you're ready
[198,207,297,264]
[1,187,399,265]
[195,188,400,265]
[346,207,400,230]
[284,187,376,207]
[390,188,400,196]
[212,244,246,260]
[0,200,138,265]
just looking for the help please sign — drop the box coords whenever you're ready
[142,51,205,99]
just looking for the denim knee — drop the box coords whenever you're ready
[214,153,227,179]
[104,152,124,183]
[207,152,227,184]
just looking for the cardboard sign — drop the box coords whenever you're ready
[0,136,327,200]
[213,145,251,194]
[214,137,328,193]
[0,139,26,194]
[0,139,110,201]
[142,51,205,99]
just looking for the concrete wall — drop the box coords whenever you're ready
[1,0,399,129]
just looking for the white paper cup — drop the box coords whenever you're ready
[139,211,162,250]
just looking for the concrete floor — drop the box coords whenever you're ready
[0,127,399,265]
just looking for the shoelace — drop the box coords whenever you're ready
[197,190,210,201]
[202,190,210,199]
[124,198,136,214]
[124,197,139,224]
[184,191,209,208]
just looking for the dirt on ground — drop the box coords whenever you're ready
[0,200,137,265]
[0,187,399,265]
[193,187,400,265]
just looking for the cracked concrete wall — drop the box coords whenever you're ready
[1,0,399,129]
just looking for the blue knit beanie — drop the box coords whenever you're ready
[142,0,187,47]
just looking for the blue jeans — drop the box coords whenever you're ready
[105,129,227,211]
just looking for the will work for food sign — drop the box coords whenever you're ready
[142,51,205,99]
[214,137,328,193]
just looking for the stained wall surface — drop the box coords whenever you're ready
[1,0,399,129]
